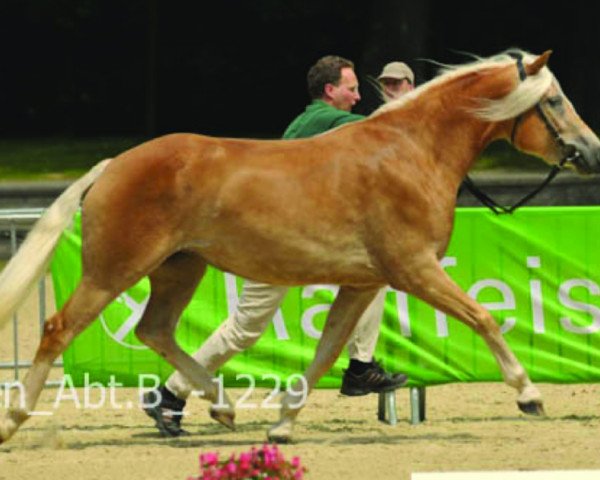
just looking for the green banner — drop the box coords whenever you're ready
[50,207,600,388]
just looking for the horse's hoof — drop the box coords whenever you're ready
[209,407,236,431]
[517,400,545,416]
[267,422,293,444]
[0,410,25,444]
[268,433,292,444]
[0,422,13,445]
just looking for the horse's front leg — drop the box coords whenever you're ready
[267,286,380,443]
[395,256,544,415]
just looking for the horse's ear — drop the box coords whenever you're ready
[526,50,552,76]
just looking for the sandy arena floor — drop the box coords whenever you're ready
[1,280,600,479]
[1,384,600,480]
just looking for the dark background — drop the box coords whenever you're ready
[1,0,597,139]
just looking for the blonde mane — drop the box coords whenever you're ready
[373,49,554,122]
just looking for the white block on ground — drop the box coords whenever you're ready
[412,471,600,480]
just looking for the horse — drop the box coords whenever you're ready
[1,49,599,444]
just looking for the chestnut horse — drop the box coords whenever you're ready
[1,50,600,444]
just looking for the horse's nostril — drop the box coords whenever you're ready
[563,144,577,157]
[560,143,590,172]
[567,147,596,174]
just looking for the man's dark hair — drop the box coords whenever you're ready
[307,55,355,99]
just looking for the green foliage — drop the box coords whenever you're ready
[0,137,143,180]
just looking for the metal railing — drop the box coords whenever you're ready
[0,208,63,387]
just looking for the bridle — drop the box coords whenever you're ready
[463,52,582,214]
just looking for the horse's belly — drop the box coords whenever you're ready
[187,237,383,286]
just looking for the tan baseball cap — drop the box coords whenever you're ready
[377,62,414,84]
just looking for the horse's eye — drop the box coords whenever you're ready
[546,95,563,108]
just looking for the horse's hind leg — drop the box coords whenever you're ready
[396,258,543,415]
[0,278,116,444]
[134,251,236,430]
[268,285,380,443]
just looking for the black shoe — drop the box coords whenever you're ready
[340,360,408,396]
[142,387,188,437]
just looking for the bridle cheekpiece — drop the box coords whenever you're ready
[464,52,581,214]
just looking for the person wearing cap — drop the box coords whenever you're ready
[142,55,409,437]
[377,61,415,101]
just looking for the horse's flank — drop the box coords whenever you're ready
[86,131,390,287]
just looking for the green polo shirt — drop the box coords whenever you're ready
[282,100,365,139]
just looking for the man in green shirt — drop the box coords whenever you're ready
[283,56,364,139]
[143,55,407,437]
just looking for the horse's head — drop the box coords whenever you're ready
[481,51,600,174]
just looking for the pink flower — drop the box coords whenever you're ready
[189,444,306,480]
[200,452,219,467]
[225,462,237,475]
[240,453,252,462]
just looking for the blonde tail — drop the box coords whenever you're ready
[0,159,111,329]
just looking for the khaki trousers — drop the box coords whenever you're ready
[166,280,386,399]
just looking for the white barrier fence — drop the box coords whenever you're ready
[0,208,63,387]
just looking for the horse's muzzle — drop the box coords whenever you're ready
[565,141,600,174]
